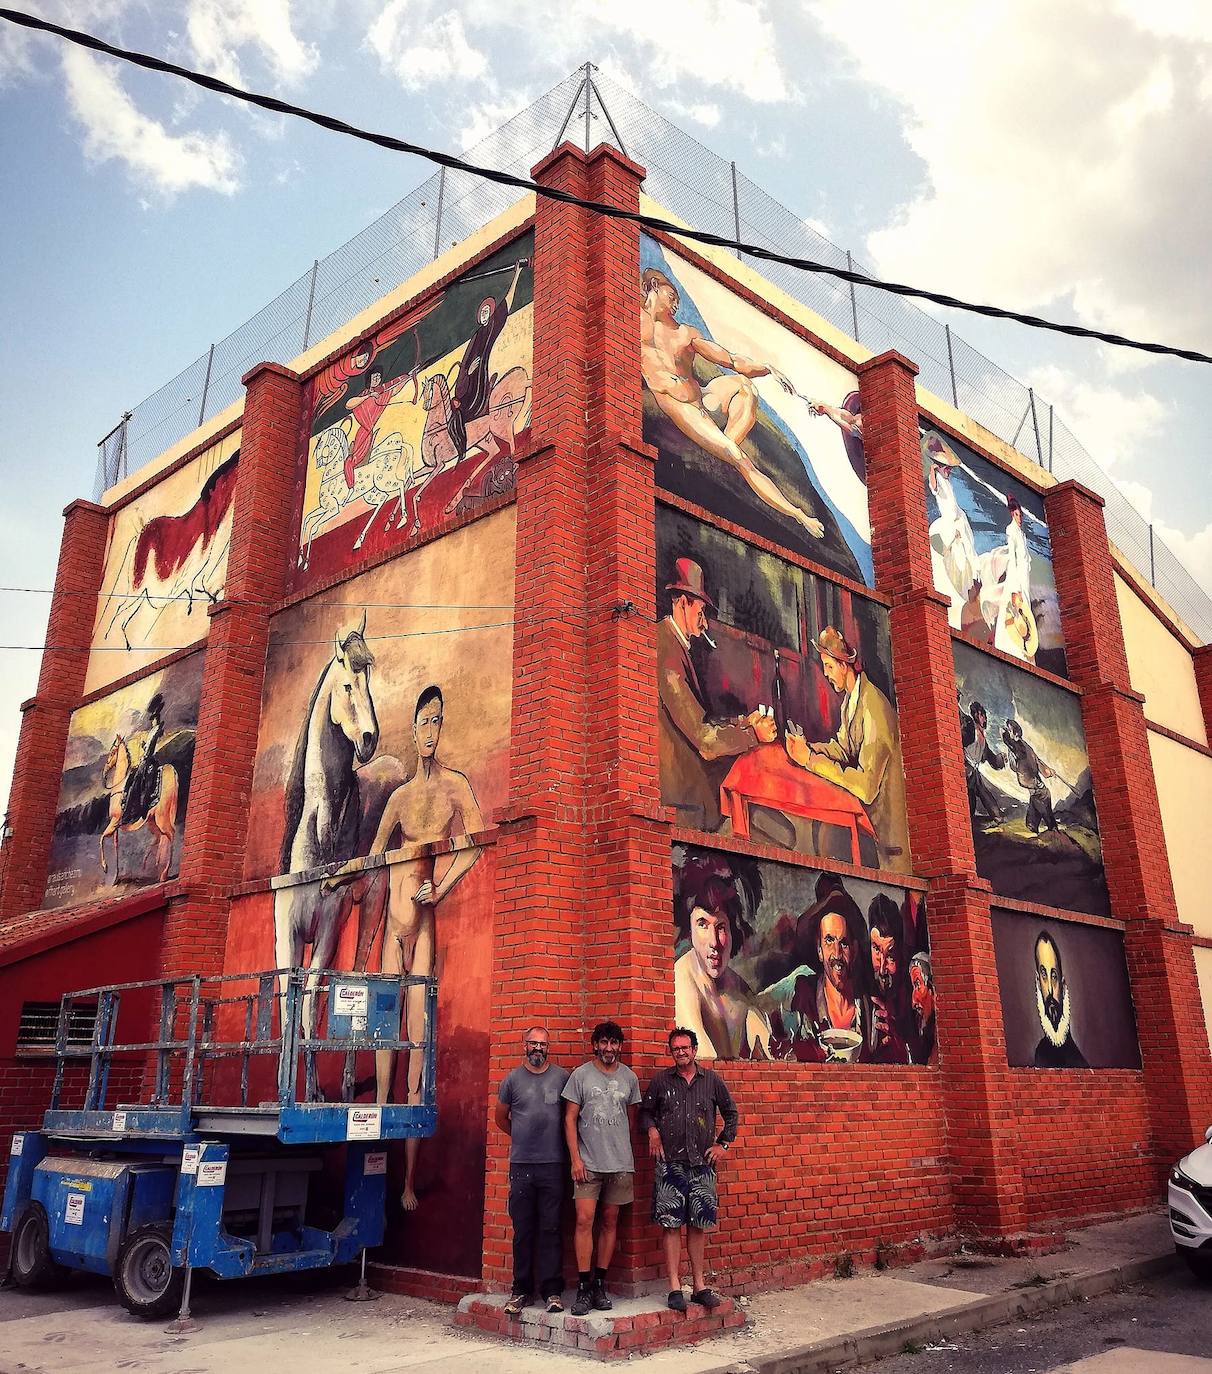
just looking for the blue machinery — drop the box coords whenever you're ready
[1,968,437,1322]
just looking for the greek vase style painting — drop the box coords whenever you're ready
[672,844,935,1065]
[642,234,871,585]
[290,233,533,593]
[922,421,1066,677]
[85,430,239,695]
[955,640,1108,915]
[43,651,203,909]
[657,507,910,874]
[991,909,1140,1069]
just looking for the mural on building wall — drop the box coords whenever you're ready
[44,651,202,909]
[86,431,240,696]
[672,844,934,1064]
[991,908,1141,1068]
[658,508,910,874]
[955,640,1108,915]
[237,509,513,1250]
[290,233,533,593]
[641,234,872,586]
[922,421,1066,676]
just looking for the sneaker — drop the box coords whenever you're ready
[571,1283,593,1317]
[545,1294,565,1314]
[504,1292,531,1317]
[590,1277,612,1311]
[690,1287,722,1310]
[667,1290,688,1313]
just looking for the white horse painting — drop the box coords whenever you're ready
[297,425,413,572]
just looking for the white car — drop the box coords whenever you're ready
[1169,1126,1212,1278]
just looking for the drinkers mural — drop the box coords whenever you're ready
[641,235,872,586]
[657,507,910,874]
[672,844,934,1064]
[991,909,1140,1069]
[86,430,240,695]
[44,651,202,909]
[230,509,515,1275]
[922,422,1066,676]
[955,640,1108,915]
[290,234,533,593]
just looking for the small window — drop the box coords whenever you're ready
[15,1001,98,1056]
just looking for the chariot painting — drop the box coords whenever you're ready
[290,233,533,592]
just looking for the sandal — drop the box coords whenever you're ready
[545,1295,565,1314]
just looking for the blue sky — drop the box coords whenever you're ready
[2,0,1211,809]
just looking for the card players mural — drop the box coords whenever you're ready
[43,652,202,909]
[657,508,910,874]
[955,640,1109,915]
[672,844,934,1064]
[922,422,1067,676]
[991,909,1141,1069]
[290,233,533,593]
[641,234,872,586]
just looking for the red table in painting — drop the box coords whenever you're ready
[719,744,876,863]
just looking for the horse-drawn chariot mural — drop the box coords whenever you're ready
[85,431,239,695]
[289,233,533,593]
[43,651,202,909]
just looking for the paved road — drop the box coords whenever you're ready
[863,1269,1212,1373]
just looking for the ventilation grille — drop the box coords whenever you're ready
[15,1001,98,1054]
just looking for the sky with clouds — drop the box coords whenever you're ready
[1,0,1211,811]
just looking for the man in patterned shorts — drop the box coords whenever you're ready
[639,1027,739,1312]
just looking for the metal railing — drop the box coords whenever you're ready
[93,66,1212,640]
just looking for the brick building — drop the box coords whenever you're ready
[4,138,1212,1305]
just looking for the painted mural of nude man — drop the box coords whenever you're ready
[339,683,484,1210]
[640,267,824,539]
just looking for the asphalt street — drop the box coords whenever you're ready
[861,1269,1212,1373]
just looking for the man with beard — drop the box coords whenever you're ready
[563,1022,641,1316]
[1002,719,1059,835]
[1033,931,1088,1068]
[495,1026,571,1316]
[907,953,938,1065]
[866,894,910,1064]
[780,884,873,1063]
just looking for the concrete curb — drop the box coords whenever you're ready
[700,1251,1178,1374]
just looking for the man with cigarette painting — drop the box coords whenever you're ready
[657,557,776,831]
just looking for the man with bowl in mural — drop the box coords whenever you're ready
[641,266,825,539]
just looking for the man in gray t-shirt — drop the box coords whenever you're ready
[562,1020,641,1316]
[495,1026,570,1314]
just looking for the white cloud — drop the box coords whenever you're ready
[1022,364,1169,473]
[186,0,318,84]
[456,89,533,150]
[366,2,488,90]
[1113,478,1212,597]
[664,98,722,129]
[808,0,1212,348]
[62,48,241,196]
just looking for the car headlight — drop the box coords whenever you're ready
[1171,1164,1195,1191]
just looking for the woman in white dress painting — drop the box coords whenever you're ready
[922,431,977,626]
[981,496,1039,662]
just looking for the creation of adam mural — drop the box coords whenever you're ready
[43,651,202,910]
[922,422,1067,676]
[641,235,871,586]
[232,509,514,1275]
[658,507,910,875]
[991,908,1141,1069]
[955,640,1108,915]
[86,431,239,696]
[672,844,934,1065]
[290,233,533,593]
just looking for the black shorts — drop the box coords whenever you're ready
[652,1160,717,1230]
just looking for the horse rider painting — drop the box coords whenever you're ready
[447,257,528,465]
[119,693,165,826]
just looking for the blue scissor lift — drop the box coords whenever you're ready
[1,967,437,1323]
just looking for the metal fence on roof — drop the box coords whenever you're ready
[95,65,1212,641]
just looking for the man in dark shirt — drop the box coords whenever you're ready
[494,1025,571,1315]
[639,1027,738,1312]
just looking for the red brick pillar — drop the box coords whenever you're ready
[165,363,304,980]
[483,145,596,1289]
[1044,479,1212,1159]
[1193,645,1212,739]
[0,499,109,917]
[859,351,1027,1237]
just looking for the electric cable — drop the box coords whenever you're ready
[2,6,1209,366]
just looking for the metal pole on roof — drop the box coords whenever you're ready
[1048,403,1054,473]
[552,71,588,151]
[302,259,319,349]
[730,162,742,260]
[1028,387,1043,465]
[588,72,629,160]
[197,344,215,427]
[432,168,447,260]
[846,251,860,342]
[1010,399,1032,450]
[945,324,958,408]
[583,62,592,151]
[1149,523,1156,585]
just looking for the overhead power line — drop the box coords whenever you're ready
[3,6,1210,368]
